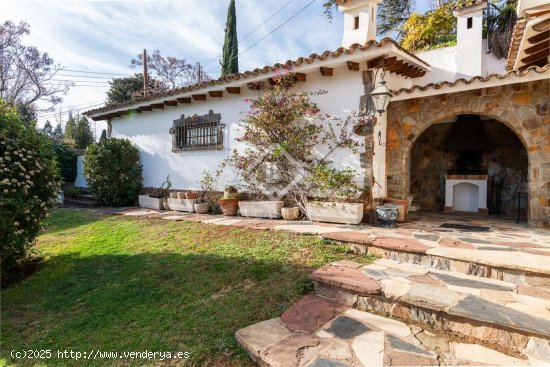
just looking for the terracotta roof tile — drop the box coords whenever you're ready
[392,64,549,95]
[84,38,428,117]
[453,0,487,11]
[506,17,529,71]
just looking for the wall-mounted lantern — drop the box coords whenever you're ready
[368,71,393,116]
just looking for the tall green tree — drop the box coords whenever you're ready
[74,116,94,150]
[221,0,239,77]
[105,73,159,106]
[64,112,76,142]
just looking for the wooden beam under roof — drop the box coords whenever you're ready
[192,94,207,101]
[320,67,333,76]
[209,91,223,97]
[385,60,404,72]
[226,87,241,94]
[139,105,152,112]
[525,41,550,54]
[367,55,386,69]
[383,56,397,67]
[527,29,549,44]
[177,97,191,103]
[293,72,306,81]
[521,48,550,64]
[164,100,178,107]
[347,61,359,71]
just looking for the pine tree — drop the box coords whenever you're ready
[42,120,53,136]
[65,112,76,142]
[221,0,238,77]
[52,122,64,142]
[74,116,94,149]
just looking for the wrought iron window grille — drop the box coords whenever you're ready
[169,110,224,152]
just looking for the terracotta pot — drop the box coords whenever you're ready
[281,207,300,221]
[177,192,186,199]
[194,202,210,214]
[219,199,239,216]
[186,192,199,199]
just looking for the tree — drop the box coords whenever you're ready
[64,112,76,142]
[74,116,94,150]
[222,74,365,217]
[130,51,209,89]
[322,0,415,37]
[84,138,142,206]
[0,100,61,285]
[0,21,71,111]
[105,73,159,106]
[401,4,456,51]
[42,120,53,136]
[221,0,239,77]
[52,122,64,143]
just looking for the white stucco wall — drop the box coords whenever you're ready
[111,64,370,193]
[74,155,88,188]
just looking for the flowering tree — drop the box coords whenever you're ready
[224,73,367,217]
[0,100,61,284]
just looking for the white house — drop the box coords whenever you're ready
[85,0,549,227]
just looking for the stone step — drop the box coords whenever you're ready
[312,260,550,361]
[322,232,550,288]
[236,294,538,366]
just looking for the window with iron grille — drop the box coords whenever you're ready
[169,110,224,152]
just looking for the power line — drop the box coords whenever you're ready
[61,68,131,76]
[51,79,111,84]
[37,103,105,119]
[202,0,297,69]
[207,0,318,75]
[56,73,118,80]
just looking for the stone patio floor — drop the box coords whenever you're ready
[110,208,550,276]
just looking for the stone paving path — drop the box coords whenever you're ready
[110,207,550,366]
[236,294,536,366]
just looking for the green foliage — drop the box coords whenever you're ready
[64,112,76,141]
[198,170,221,213]
[223,74,364,217]
[0,100,61,284]
[74,116,94,149]
[53,143,77,183]
[106,73,158,106]
[401,4,457,51]
[149,175,171,198]
[84,138,142,206]
[221,0,239,77]
[63,185,81,196]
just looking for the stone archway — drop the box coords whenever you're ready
[386,80,549,227]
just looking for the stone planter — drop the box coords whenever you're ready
[139,195,164,210]
[167,198,197,212]
[219,198,239,216]
[281,207,300,221]
[307,202,364,225]
[375,205,399,227]
[239,201,284,219]
[194,202,210,214]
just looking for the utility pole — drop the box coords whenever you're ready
[143,49,148,97]
[197,62,202,83]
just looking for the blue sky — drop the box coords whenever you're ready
[2,0,428,131]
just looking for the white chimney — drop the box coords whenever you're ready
[339,0,382,48]
[453,1,487,77]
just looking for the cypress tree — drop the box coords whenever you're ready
[221,0,239,77]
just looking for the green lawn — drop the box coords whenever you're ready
[1,209,375,366]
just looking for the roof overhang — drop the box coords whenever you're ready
[391,64,549,101]
[506,10,550,71]
[84,39,430,121]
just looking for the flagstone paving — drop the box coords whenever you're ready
[111,207,550,365]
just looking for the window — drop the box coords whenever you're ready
[354,15,360,30]
[467,17,473,29]
[169,110,224,152]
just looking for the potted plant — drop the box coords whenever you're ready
[139,175,171,210]
[219,197,239,216]
[224,185,238,199]
[196,170,222,214]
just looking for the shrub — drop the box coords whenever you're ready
[84,138,142,206]
[53,143,77,183]
[0,100,61,284]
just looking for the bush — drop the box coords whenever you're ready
[84,138,142,206]
[0,100,61,284]
[53,143,77,183]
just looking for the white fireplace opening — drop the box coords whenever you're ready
[445,176,488,214]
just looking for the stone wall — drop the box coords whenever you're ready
[386,80,550,227]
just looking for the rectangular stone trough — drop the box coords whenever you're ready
[238,201,284,219]
[167,198,197,212]
[307,202,364,225]
[138,195,164,210]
